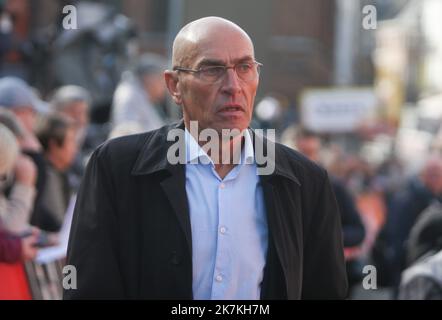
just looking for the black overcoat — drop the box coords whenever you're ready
[64,121,348,299]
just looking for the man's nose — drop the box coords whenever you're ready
[221,68,242,95]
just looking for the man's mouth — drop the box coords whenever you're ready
[218,105,245,113]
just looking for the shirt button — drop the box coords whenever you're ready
[220,183,225,189]
[215,275,223,282]
[220,227,227,234]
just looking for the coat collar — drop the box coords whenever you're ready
[130,120,300,186]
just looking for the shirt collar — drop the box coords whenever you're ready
[185,127,211,164]
[184,127,255,165]
[243,129,255,165]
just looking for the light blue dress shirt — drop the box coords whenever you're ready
[184,128,268,300]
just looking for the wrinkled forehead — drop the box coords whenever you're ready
[197,33,254,63]
[173,22,255,67]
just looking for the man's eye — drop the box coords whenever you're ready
[237,63,252,73]
[202,66,224,77]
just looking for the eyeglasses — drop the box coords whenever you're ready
[173,61,262,84]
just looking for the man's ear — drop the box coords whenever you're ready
[164,70,182,105]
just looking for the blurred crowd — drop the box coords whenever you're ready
[279,125,442,299]
[1,0,442,300]
[0,51,171,225]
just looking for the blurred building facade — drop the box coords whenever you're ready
[26,0,336,105]
[12,0,442,132]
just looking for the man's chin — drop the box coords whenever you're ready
[187,118,250,135]
[214,124,249,135]
[215,118,250,131]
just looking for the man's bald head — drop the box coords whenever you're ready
[172,17,254,68]
[164,16,259,134]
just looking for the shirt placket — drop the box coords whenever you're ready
[211,178,229,299]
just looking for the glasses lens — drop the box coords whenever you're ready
[235,63,259,82]
[200,66,225,82]
[199,62,261,83]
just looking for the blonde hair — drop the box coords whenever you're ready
[0,124,19,176]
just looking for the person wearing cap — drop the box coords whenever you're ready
[0,77,48,151]
[50,85,91,189]
[0,77,49,228]
[110,53,168,137]
[51,85,91,147]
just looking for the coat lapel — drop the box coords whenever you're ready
[252,130,302,299]
[159,163,192,254]
[131,121,192,255]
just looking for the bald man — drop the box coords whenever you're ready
[64,17,347,300]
